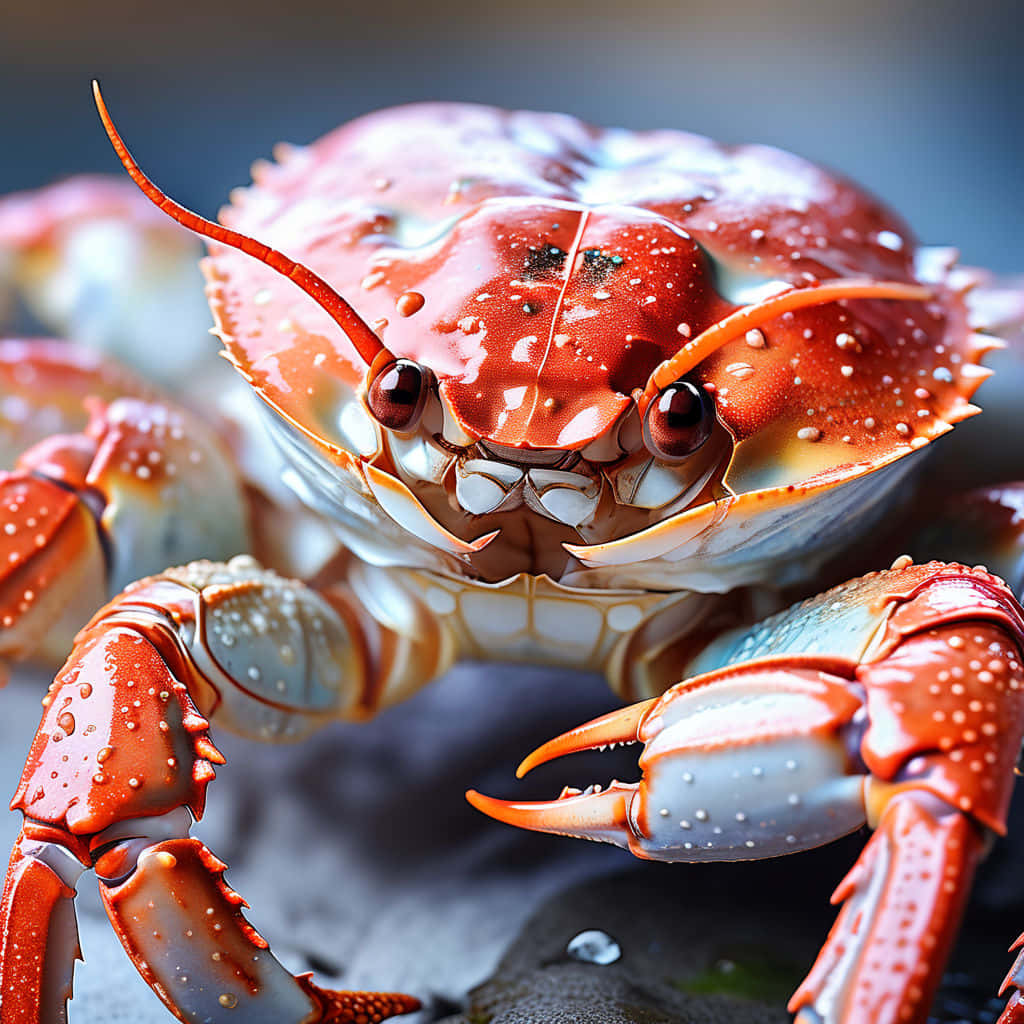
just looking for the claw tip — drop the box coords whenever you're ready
[464,789,489,813]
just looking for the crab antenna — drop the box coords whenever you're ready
[641,278,934,402]
[92,81,393,369]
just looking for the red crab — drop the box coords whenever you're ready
[0,83,1022,1023]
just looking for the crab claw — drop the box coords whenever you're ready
[514,698,657,778]
[467,699,658,850]
[469,663,868,862]
[466,784,638,849]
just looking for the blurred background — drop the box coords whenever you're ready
[2,0,1022,270]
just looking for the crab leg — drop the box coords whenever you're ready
[0,342,249,665]
[0,829,85,1023]
[0,556,429,1023]
[791,791,984,1024]
[913,482,1024,596]
[999,937,1024,1022]
[96,834,416,1023]
[470,562,1024,1024]
[0,339,152,469]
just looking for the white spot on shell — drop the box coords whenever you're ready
[726,362,755,380]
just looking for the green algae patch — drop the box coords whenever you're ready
[672,950,803,1005]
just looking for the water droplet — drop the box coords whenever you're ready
[566,929,621,965]
[395,291,425,317]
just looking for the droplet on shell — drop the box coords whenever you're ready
[395,291,425,317]
[566,929,622,965]
[57,712,75,736]
[218,993,239,1008]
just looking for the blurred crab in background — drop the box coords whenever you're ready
[0,84,1022,1023]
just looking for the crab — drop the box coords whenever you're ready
[0,84,1022,1024]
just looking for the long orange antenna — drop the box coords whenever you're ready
[642,277,934,402]
[93,81,392,369]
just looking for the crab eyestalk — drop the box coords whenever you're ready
[92,81,395,372]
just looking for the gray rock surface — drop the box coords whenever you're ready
[435,866,828,1024]
[434,841,1023,1024]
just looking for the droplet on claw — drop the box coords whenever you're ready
[566,929,622,965]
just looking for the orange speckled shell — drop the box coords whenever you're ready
[0,475,98,640]
[857,567,1024,833]
[12,625,221,835]
[207,103,983,478]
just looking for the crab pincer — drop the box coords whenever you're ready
[471,563,1024,1024]
[469,662,869,869]
[0,558,422,1023]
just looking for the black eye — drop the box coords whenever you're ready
[643,380,715,461]
[367,359,430,431]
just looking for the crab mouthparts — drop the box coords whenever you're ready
[465,698,658,845]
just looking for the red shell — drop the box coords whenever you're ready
[207,103,981,462]
[11,624,219,835]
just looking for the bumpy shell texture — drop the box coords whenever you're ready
[206,103,987,496]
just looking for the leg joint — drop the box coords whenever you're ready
[13,834,88,890]
[92,807,193,886]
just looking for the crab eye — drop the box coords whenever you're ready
[643,380,715,461]
[367,359,431,432]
